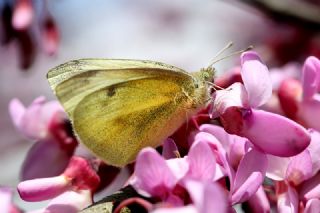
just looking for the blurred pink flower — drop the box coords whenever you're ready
[9,96,64,140]
[298,56,320,130]
[0,187,22,213]
[9,97,78,180]
[276,56,320,133]
[18,156,100,213]
[151,181,228,213]
[12,0,33,30]
[1,0,59,69]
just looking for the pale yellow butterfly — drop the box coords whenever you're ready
[47,58,214,167]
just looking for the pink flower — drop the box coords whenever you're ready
[2,1,59,69]
[0,187,22,213]
[9,96,64,140]
[298,56,320,130]
[198,124,268,204]
[12,0,33,30]
[9,97,78,180]
[151,181,228,213]
[17,156,100,213]
[265,130,320,212]
[276,56,320,131]
[132,147,179,201]
[132,124,268,211]
[131,140,218,206]
[212,51,310,157]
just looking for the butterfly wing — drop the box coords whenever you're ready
[47,59,205,166]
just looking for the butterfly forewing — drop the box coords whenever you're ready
[47,59,207,166]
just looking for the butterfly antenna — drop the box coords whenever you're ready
[207,44,253,69]
[206,81,225,91]
[211,41,234,62]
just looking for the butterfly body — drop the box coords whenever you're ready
[47,59,214,166]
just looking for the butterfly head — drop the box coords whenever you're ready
[199,66,215,83]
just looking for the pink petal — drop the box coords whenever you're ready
[289,188,300,212]
[212,82,248,117]
[300,172,320,201]
[228,137,248,169]
[234,177,260,204]
[195,128,236,186]
[299,100,320,131]
[17,176,69,201]
[232,148,267,204]
[9,98,26,130]
[0,187,12,213]
[277,78,301,119]
[11,97,65,140]
[233,148,267,192]
[199,124,250,168]
[185,181,227,213]
[201,183,227,213]
[162,138,178,159]
[308,129,320,176]
[214,164,226,181]
[42,16,59,55]
[269,62,301,90]
[277,186,299,213]
[199,124,231,151]
[304,199,320,213]
[302,56,320,101]
[165,194,184,207]
[133,148,177,198]
[193,131,223,152]
[41,101,64,120]
[27,208,46,213]
[241,51,272,108]
[21,139,70,180]
[46,190,92,213]
[166,158,189,181]
[266,155,290,181]
[63,157,100,191]
[151,206,197,213]
[247,186,270,213]
[242,109,311,157]
[17,97,48,139]
[187,141,216,181]
[286,150,313,186]
[193,132,228,172]
[12,0,33,30]
[185,181,204,206]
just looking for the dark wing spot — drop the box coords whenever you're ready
[107,86,116,97]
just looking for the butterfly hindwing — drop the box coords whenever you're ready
[73,76,194,166]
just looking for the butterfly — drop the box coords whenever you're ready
[47,58,215,167]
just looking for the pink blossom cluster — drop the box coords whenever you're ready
[2,52,320,212]
[0,0,59,69]
[128,52,320,212]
